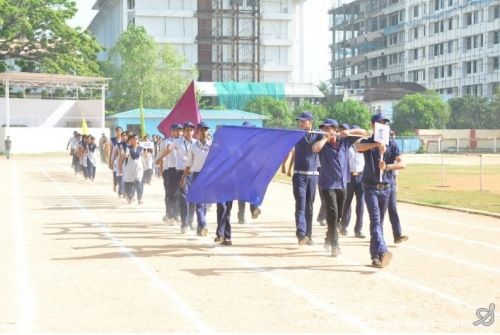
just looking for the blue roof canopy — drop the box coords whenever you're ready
[107,109,267,120]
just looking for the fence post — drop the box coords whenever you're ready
[438,138,441,153]
[456,138,460,153]
[494,137,497,154]
[479,154,483,191]
[441,152,445,187]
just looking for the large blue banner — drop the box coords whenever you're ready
[187,126,306,205]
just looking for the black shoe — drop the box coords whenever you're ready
[251,207,261,219]
[394,235,409,244]
[214,236,224,243]
[331,247,341,257]
[222,238,232,246]
[200,228,208,237]
[354,232,366,238]
[372,258,383,268]
[340,228,348,236]
[298,236,309,246]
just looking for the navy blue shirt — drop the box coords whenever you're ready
[360,136,400,185]
[294,132,321,172]
[318,137,357,190]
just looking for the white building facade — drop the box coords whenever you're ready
[89,0,307,83]
[330,0,500,97]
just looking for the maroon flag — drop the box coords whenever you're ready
[157,81,201,137]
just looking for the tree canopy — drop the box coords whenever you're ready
[244,96,293,128]
[104,25,195,112]
[326,99,372,130]
[392,91,450,133]
[448,93,500,129]
[0,0,101,75]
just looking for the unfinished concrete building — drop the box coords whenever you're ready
[330,0,500,97]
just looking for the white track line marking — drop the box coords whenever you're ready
[400,244,500,275]
[405,225,500,251]
[37,162,212,334]
[12,162,35,333]
[404,212,500,233]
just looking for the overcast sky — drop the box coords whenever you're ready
[69,0,331,84]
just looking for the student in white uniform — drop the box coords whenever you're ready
[119,133,145,204]
[180,122,211,236]
[157,122,197,233]
[142,149,154,185]
[86,136,98,181]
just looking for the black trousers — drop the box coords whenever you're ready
[320,188,347,248]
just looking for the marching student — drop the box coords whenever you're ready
[312,119,367,257]
[286,111,321,246]
[156,124,182,225]
[108,127,123,193]
[4,136,12,160]
[340,125,366,238]
[180,122,211,236]
[99,133,108,164]
[67,131,80,171]
[355,114,405,268]
[86,136,98,181]
[215,201,234,246]
[78,135,89,180]
[387,131,409,244]
[119,134,145,205]
[156,122,197,233]
[142,148,154,185]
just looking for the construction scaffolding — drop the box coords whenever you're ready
[197,0,261,82]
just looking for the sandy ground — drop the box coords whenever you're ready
[0,155,499,333]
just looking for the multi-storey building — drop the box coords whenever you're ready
[89,0,307,83]
[330,0,500,97]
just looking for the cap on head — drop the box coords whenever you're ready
[183,122,195,129]
[198,121,210,129]
[170,123,183,130]
[295,111,314,121]
[340,123,350,130]
[319,118,339,129]
[351,125,360,129]
[371,114,391,124]
[242,121,256,127]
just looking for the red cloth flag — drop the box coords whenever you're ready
[157,81,201,137]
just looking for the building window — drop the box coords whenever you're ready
[414,28,419,39]
[464,85,482,96]
[465,34,483,50]
[434,21,445,33]
[448,0,453,6]
[414,6,419,18]
[494,31,500,44]
[494,57,499,71]
[447,88,454,95]
[465,60,479,74]
[247,0,257,6]
[447,40,453,53]
[435,0,444,10]
[494,5,500,19]
[433,43,444,56]
[127,0,135,10]
[465,10,480,26]
[448,18,453,30]
[448,65,453,76]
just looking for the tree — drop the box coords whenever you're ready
[326,99,372,130]
[392,91,450,133]
[244,97,293,128]
[104,25,195,112]
[447,96,495,129]
[294,102,327,127]
[0,0,102,75]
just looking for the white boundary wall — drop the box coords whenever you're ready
[0,127,110,154]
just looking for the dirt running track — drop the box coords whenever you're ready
[0,156,499,333]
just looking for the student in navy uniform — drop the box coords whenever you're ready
[285,111,322,246]
[180,122,211,236]
[387,131,409,244]
[120,134,145,204]
[4,136,12,160]
[78,135,89,179]
[356,114,405,268]
[215,201,233,246]
[237,121,262,224]
[312,119,367,256]
[340,125,366,238]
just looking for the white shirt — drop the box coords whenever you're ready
[348,146,365,173]
[186,139,211,173]
[160,138,178,170]
[172,137,197,171]
[123,146,145,182]
[69,137,79,150]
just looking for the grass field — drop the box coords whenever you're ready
[274,163,500,214]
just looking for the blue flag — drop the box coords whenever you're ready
[187,126,306,205]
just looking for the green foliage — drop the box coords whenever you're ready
[104,25,195,112]
[326,99,372,130]
[0,0,102,75]
[244,97,293,128]
[294,102,327,126]
[447,96,493,129]
[392,91,450,133]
